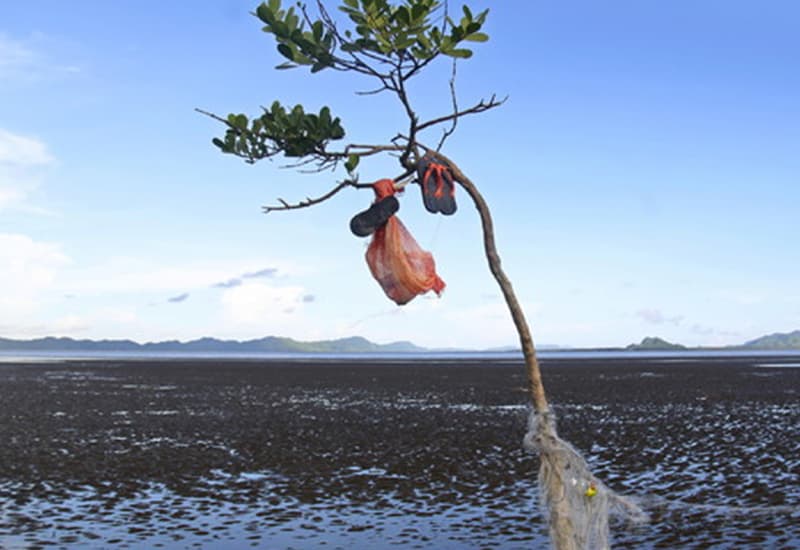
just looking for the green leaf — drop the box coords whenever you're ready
[396,37,416,49]
[344,154,359,173]
[319,106,331,125]
[464,31,488,42]
[330,122,345,140]
[312,20,323,40]
[256,3,274,24]
[446,48,473,58]
[235,114,248,128]
[277,43,294,61]
[343,0,358,7]
[395,6,410,25]
[286,7,298,30]
[271,20,289,37]
[275,61,297,69]
[411,2,426,21]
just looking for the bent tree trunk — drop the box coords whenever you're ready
[433,151,578,549]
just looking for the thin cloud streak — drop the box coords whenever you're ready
[167,293,189,303]
[212,278,242,289]
[242,268,278,279]
[636,308,683,326]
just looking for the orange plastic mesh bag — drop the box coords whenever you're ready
[366,216,446,305]
[364,179,445,305]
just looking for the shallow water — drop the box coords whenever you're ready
[1,356,798,548]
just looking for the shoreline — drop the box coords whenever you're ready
[2,348,800,366]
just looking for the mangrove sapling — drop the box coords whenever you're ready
[200,1,647,547]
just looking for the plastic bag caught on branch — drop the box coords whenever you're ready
[364,179,445,305]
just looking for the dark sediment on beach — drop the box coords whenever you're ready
[1,355,798,548]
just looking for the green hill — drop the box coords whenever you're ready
[742,330,800,350]
[626,336,686,351]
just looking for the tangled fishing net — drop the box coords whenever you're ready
[523,409,650,549]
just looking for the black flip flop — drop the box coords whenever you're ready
[437,168,457,216]
[417,156,439,214]
[349,195,400,237]
[417,155,457,215]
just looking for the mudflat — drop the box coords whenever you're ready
[1,355,798,548]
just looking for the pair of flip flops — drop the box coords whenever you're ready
[349,158,458,237]
[417,154,457,216]
[350,179,399,237]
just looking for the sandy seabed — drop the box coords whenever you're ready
[1,354,798,549]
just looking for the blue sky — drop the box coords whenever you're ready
[1,1,798,349]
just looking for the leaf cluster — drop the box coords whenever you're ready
[256,0,337,72]
[212,101,346,163]
[205,0,497,174]
[256,0,488,71]
[338,0,487,61]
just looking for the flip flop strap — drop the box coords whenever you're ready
[373,178,396,200]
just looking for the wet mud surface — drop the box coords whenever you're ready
[1,355,798,548]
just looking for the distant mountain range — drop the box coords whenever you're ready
[0,335,423,354]
[1,330,798,354]
[626,330,800,351]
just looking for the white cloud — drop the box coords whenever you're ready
[0,233,69,319]
[439,300,531,349]
[63,258,297,295]
[717,289,766,306]
[0,34,38,81]
[0,250,309,340]
[0,33,80,84]
[348,297,527,349]
[0,128,54,212]
[221,282,308,325]
[0,128,54,165]
[51,315,92,334]
[636,308,684,326]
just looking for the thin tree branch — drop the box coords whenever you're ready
[341,143,405,157]
[436,58,459,151]
[394,73,418,171]
[355,85,393,96]
[195,108,234,127]
[263,166,414,214]
[417,94,507,134]
[263,180,360,213]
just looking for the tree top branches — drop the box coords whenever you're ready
[198,0,504,212]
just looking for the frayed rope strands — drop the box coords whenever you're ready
[523,409,649,550]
